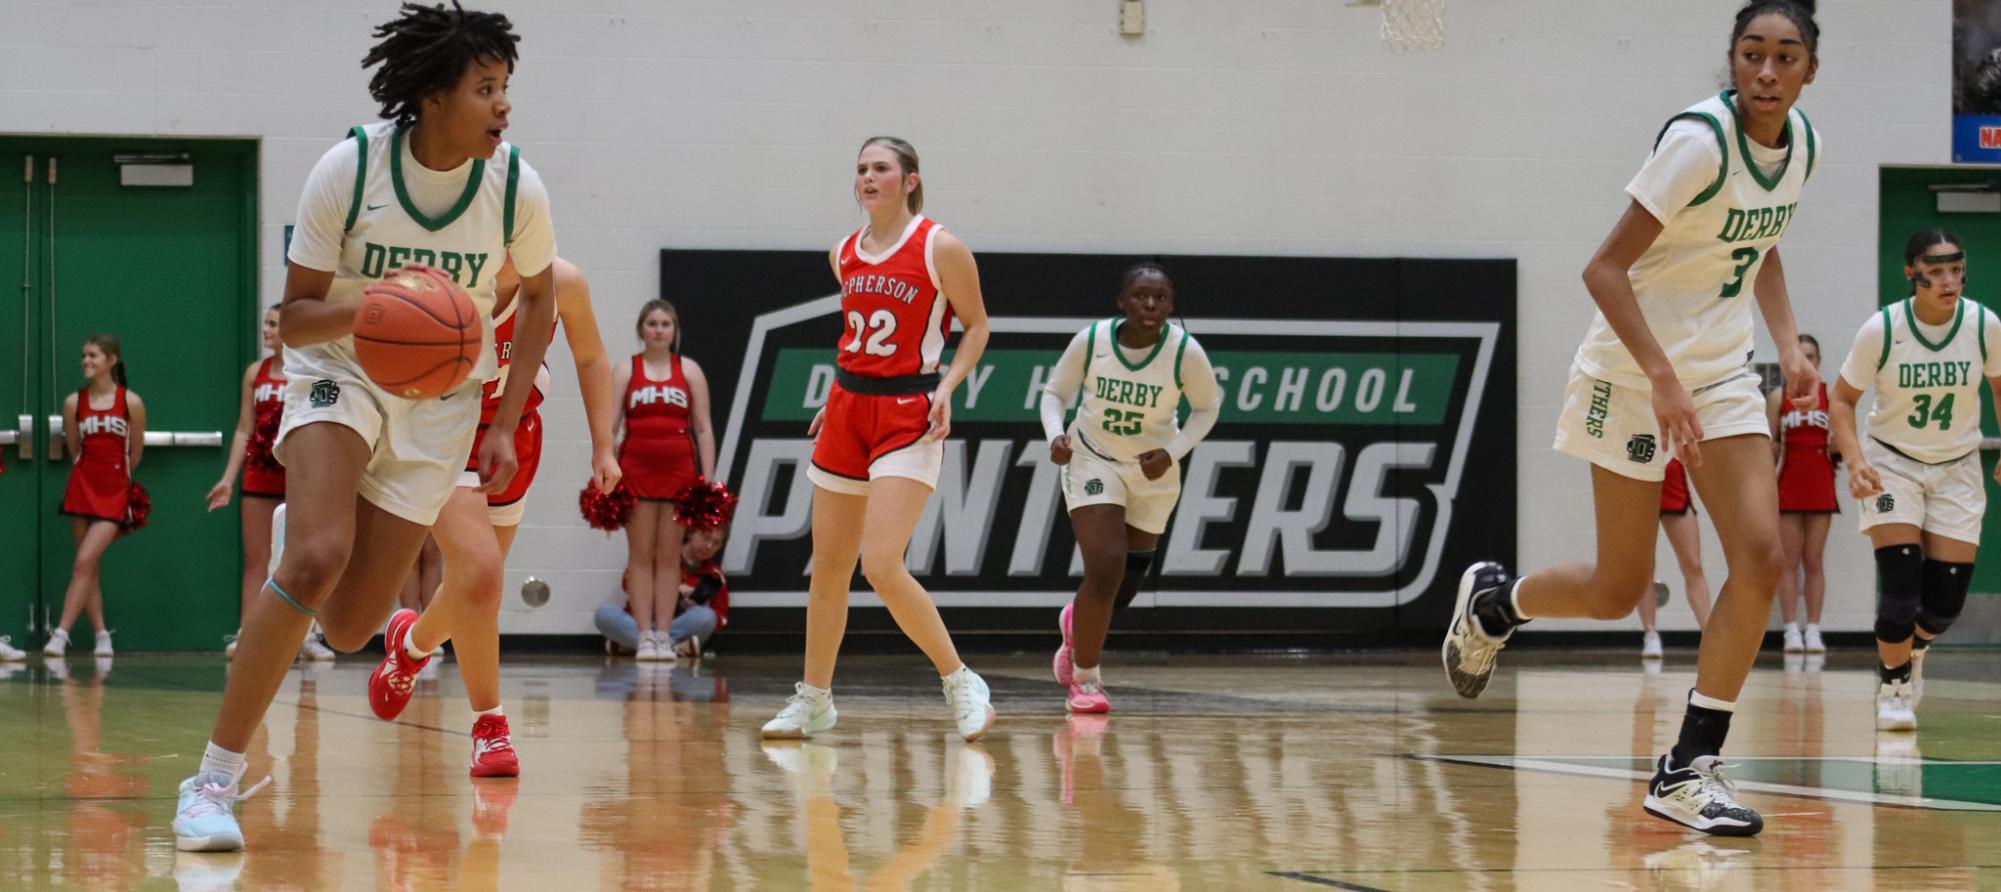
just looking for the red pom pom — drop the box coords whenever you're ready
[672,478,738,531]
[245,426,283,473]
[118,482,151,538]
[580,480,636,531]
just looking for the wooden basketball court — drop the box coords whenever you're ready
[3,650,1998,890]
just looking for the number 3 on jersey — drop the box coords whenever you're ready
[844,309,899,357]
[1719,247,1760,299]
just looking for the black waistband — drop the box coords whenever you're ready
[836,368,940,397]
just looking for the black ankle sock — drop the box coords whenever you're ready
[1472,585,1523,638]
[1669,703,1732,768]
[1880,660,1913,685]
[1911,635,1933,653]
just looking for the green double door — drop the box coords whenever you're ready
[1,139,258,652]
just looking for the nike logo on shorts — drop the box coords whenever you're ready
[898,397,919,405]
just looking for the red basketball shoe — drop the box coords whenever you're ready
[469,713,520,778]
[368,609,430,721]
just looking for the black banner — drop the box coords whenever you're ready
[666,250,1515,636]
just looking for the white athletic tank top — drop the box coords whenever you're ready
[1067,319,1199,464]
[1863,297,1994,464]
[1575,92,1819,390]
[298,121,529,385]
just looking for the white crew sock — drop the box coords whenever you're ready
[200,741,246,780]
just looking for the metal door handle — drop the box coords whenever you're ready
[46,414,62,461]
[10,414,26,459]
[142,431,224,447]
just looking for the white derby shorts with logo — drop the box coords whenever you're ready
[1856,438,1986,545]
[1552,364,1768,483]
[274,348,481,527]
[1060,448,1183,535]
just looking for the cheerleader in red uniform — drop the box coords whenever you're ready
[207,308,334,661]
[1636,457,1713,659]
[1768,334,1837,654]
[613,300,716,660]
[47,335,146,658]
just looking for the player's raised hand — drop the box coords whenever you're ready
[1650,378,1704,468]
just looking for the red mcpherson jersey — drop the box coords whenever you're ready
[834,215,953,379]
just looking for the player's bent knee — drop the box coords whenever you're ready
[858,547,914,588]
[1874,617,1916,645]
[320,623,375,653]
[1917,559,1974,637]
[1587,590,1646,621]
[277,538,353,601]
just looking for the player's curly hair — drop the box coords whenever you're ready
[362,2,520,127]
[1731,1,1818,56]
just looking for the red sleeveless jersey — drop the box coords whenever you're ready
[480,295,555,425]
[251,357,287,435]
[74,387,130,472]
[62,386,131,521]
[1777,381,1838,512]
[618,353,699,499]
[624,353,691,437]
[243,357,288,496]
[1779,382,1830,454]
[834,216,952,378]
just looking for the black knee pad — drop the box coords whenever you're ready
[1113,550,1156,611]
[1875,545,1923,644]
[1917,559,1974,637]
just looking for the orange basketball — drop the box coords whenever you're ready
[352,264,481,400]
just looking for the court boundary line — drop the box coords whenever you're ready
[1414,753,2001,812]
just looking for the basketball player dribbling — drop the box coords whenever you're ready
[1442,0,1823,836]
[760,136,997,742]
[170,2,558,852]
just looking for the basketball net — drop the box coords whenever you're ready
[1381,0,1446,52]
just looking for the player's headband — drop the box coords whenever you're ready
[1913,251,1966,266]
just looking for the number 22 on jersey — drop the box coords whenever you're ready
[844,309,899,357]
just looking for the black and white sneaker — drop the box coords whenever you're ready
[1441,561,1513,698]
[1643,754,1763,837]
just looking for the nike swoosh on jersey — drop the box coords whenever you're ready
[366,203,388,211]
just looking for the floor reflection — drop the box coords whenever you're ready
[0,651,1997,890]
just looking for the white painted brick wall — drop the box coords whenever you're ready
[1,0,1940,635]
